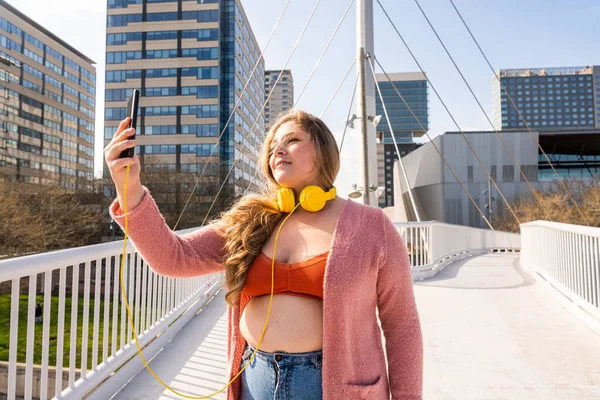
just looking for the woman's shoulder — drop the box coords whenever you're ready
[337,199,391,239]
[341,198,387,220]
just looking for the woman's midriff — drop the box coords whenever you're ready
[238,197,346,353]
[239,293,323,353]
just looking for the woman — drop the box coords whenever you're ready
[105,109,423,399]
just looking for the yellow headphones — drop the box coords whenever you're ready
[121,167,336,398]
[276,185,337,213]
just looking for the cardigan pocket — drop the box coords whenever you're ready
[343,374,388,399]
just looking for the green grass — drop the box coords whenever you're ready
[0,294,131,369]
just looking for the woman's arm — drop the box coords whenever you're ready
[376,211,423,399]
[110,186,225,278]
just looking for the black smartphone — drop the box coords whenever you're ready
[119,89,140,158]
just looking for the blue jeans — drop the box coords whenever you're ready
[239,343,323,400]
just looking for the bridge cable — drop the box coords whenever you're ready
[374,58,493,229]
[172,0,292,231]
[367,55,421,221]
[295,0,355,106]
[447,0,590,226]
[243,60,359,198]
[319,58,357,119]
[339,72,360,154]
[376,0,521,225]
[199,0,328,227]
[241,0,355,197]
[412,0,551,220]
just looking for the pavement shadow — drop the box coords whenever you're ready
[413,254,537,290]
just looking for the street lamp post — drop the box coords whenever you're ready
[483,177,496,229]
[348,183,384,199]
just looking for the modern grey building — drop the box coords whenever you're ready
[264,69,293,129]
[493,65,600,131]
[375,72,428,208]
[392,130,541,228]
[393,126,600,227]
[104,0,265,219]
[0,0,97,191]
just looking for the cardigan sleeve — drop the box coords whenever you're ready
[109,186,226,278]
[376,211,423,399]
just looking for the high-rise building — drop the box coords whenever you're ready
[264,69,293,129]
[0,0,97,190]
[103,0,265,221]
[493,65,600,131]
[375,72,428,208]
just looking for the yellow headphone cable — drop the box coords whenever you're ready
[120,165,302,398]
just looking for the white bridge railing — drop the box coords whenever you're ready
[0,220,539,399]
[0,228,222,400]
[393,221,521,280]
[521,220,600,320]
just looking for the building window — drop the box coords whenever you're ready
[467,166,473,183]
[503,165,514,182]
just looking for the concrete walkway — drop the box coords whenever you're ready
[417,253,600,399]
[113,293,229,400]
[115,253,600,399]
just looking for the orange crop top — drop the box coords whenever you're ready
[241,251,328,300]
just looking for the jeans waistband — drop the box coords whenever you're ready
[243,343,322,367]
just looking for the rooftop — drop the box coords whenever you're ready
[376,71,427,82]
[0,0,95,65]
[499,65,595,78]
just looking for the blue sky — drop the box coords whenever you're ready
[7,0,600,196]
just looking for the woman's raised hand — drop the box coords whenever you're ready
[104,117,145,210]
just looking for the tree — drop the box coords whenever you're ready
[494,177,600,233]
[102,155,226,232]
[0,178,104,259]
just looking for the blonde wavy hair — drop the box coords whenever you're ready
[216,109,340,308]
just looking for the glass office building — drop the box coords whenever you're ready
[375,72,429,144]
[375,72,429,208]
[493,66,600,182]
[104,0,265,223]
[0,0,96,191]
[264,69,293,129]
[493,66,600,131]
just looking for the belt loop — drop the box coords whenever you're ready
[311,353,321,368]
[242,346,251,361]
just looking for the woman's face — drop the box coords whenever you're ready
[268,121,319,193]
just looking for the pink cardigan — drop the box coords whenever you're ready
[110,187,423,399]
